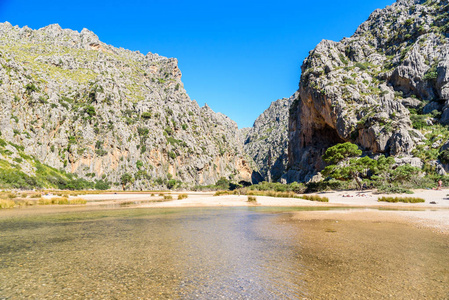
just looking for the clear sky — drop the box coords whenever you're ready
[0,0,394,128]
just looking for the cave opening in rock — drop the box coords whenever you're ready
[310,123,346,154]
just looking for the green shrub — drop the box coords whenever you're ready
[25,83,38,94]
[85,105,96,117]
[343,77,357,85]
[423,63,438,81]
[323,142,362,164]
[137,127,149,136]
[95,180,110,190]
[355,62,369,70]
[247,196,257,203]
[178,193,188,200]
[163,195,173,200]
[410,114,428,129]
[376,185,413,194]
[120,173,134,190]
[168,151,177,159]
[338,53,348,65]
[141,112,152,119]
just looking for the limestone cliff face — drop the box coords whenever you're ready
[287,0,449,182]
[0,22,251,189]
[242,95,294,182]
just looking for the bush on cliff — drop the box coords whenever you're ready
[320,142,425,192]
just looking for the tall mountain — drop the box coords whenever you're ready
[0,22,251,189]
[287,0,449,182]
[242,95,294,182]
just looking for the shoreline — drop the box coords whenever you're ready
[1,189,448,233]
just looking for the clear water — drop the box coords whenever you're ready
[0,206,448,299]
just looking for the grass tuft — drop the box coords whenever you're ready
[247,196,257,203]
[247,190,298,198]
[15,199,36,207]
[177,193,188,200]
[69,198,87,205]
[214,190,237,196]
[0,199,15,209]
[163,195,173,200]
[378,196,425,203]
[300,195,329,202]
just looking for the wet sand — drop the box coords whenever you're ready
[287,211,449,299]
[70,189,449,233]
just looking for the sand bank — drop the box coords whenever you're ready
[73,189,449,233]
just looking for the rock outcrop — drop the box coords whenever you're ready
[0,22,251,189]
[287,0,449,182]
[242,95,294,182]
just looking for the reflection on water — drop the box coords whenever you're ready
[0,207,448,299]
[0,208,306,299]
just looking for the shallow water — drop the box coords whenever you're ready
[0,207,448,299]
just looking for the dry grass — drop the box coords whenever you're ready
[37,197,87,205]
[0,199,15,209]
[38,197,69,205]
[214,190,237,196]
[69,198,87,205]
[42,190,103,197]
[300,195,329,202]
[214,189,302,199]
[247,190,299,198]
[177,193,188,200]
[247,196,257,203]
[378,196,425,203]
[15,200,36,207]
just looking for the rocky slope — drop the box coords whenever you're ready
[0,22,251,189]
[242,95,294,182]
[287,0,449,182]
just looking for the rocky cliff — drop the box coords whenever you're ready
[0,22,251,189]
[287,0,449,182]
[242,95,294,182]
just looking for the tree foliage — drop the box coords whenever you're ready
[323,142,362,165]
[322,143,422,190]
[120,173,134,190]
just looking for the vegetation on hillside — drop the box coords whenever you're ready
[318,142,446,193]
[0,137,110,190]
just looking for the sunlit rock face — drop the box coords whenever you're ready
[287,0,449,182]
[0,22,251,189]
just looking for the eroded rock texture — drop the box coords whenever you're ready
[0,23,251,189]
[287,0,449,182]
[242,95,294,182]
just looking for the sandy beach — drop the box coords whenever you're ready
[64,189,449,234]
[2,189,448,299]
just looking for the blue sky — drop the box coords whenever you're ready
[0,0,394,128]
